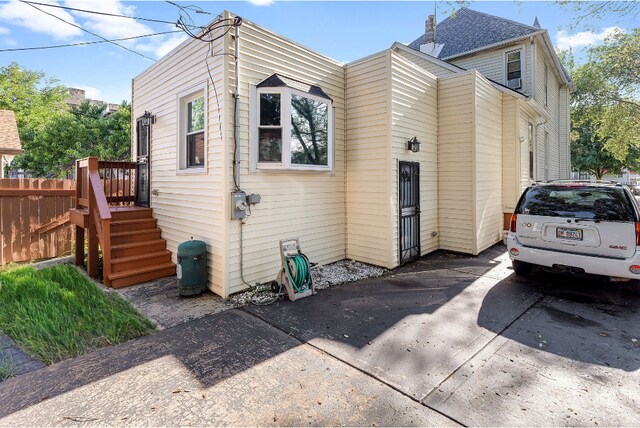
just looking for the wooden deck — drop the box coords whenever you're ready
[70,158,175,288]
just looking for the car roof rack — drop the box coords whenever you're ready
[545,179,620,185]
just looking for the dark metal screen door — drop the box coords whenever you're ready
[399,161,420,264]
[135,117,150,207]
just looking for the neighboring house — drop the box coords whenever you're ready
[571,170,640,186]
[67,88,120,114]
[0,110,23,178]
[131,8,573,298]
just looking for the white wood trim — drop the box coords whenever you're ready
[251,85,334,173]
[176,82,208,174]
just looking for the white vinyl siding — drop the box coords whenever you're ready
[131,25,227,296]
[389,51,439,263]
[534,43,561,181]
[558,87,571,179]
[226,14,346,295]
[345,51,393,267]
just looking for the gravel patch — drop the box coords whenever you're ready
[230,259,386,306]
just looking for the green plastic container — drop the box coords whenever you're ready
[177,239,207,297]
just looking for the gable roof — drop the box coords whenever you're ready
[0,110,22,153]
[256,73,332,101]
[407,7,541,60]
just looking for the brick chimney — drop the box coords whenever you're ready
[424,15,436,43]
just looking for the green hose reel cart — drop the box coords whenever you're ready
[276,238,315,301]
[177,239,207,297]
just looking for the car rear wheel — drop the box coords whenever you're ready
[512,260,533,276]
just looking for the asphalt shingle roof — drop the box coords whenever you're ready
[0,110,22,152]
[408,8,540,60]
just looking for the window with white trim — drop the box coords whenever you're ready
[251,85,333,171]
[506,49,523,89]
[178,86,206,172]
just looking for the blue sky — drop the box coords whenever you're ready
[0,1,635,103]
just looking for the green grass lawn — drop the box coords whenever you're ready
[0,264,154,365]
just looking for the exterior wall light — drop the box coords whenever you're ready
[142,111,156,126]
[407,136,421,153]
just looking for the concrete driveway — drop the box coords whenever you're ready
[1,245,638,426]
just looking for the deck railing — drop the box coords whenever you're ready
[75,157,136,285]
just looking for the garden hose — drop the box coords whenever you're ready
[284,254,312,293]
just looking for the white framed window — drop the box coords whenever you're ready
[177,84,207,173]
[250,85,334,172]
[505,48,523,89]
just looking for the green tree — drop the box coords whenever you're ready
[571,116,640,180]
[565,29,640,175]
[14,101,131,178]
[0,63,68,141]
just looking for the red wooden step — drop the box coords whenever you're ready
[110,229,161,245]
[109,207,153,221]
[108,262,176,289]
[110,218,157,234]
[110,250,173,273]
[111,239,166,258]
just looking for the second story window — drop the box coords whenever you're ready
[506,49,522,90]
[544,63,549,107]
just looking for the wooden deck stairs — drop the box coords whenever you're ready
[70,157,175,288]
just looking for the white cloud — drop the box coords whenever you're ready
[64,0,154,39]
[0,0,82,39]
[2,38,18,47]
[556,26,625,50]
[247,0,274,6]
[151,34,188,58]
[71,84,102,100]
[0,27,10,35]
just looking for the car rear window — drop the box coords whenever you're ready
[517,185,637,221]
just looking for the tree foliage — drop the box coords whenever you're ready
[14,101,131,178]
[1,63,131,178]
[556,1,640,30]
[565,28,640,176]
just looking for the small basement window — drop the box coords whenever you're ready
[251,74,334,172]
[178,85,207,172]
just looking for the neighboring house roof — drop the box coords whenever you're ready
[0,110,22,154]
[408,8,540,60]
[256,73,333,101]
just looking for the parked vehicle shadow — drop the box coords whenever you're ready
[477,269,640,372]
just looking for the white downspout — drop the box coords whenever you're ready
[530,36,535,99]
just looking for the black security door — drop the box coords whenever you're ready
[135,116,150,207]
[399,161,420,264]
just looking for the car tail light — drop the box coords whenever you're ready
[510,248,519,256]
[630,265,640,275]
[636,222,640,246]
[510,214,517,233]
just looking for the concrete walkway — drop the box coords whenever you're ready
[0,333,44,378]
[1,244,639,426]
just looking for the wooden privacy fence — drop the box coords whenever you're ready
[0,179,75,265]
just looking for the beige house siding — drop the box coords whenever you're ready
[437,72,475,253]
[389,51,439,264]
[449,42,532,96]
[395,48,457,78]
[131,27,228,296]
[558,87,571,179]
[226,15,347,295]
[345,51,393,267]
[501,96,520,213]
[474,76,503,252]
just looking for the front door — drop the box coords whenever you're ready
[399,161,420,264]
[135,116,150,207]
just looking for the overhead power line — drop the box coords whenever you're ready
[20,0,204,28]
[21,0,156,61]
[0,30,182,53]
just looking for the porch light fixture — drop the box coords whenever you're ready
[142,111,156,126]
[407,136,421,153]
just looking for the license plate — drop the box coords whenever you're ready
[556,227,583,240]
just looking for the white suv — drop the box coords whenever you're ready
[507,182,640,281]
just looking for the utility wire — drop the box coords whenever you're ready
[0,30,182,53]
[21,0,156,61]
[20,0,204,29]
